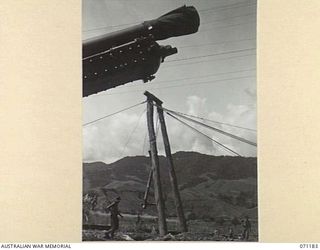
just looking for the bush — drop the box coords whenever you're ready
[185,211,196,221]
[231,216,241,226]
[215,217,226,226]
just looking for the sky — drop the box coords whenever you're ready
[83,0,257,164]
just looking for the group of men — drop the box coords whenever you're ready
[86,195,253,241]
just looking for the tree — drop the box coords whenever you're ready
[83,192,98,222]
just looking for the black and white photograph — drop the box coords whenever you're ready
[82,0,257,241]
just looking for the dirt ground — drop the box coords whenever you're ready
[83,213,258,241]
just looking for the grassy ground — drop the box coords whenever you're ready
[83,212,258,241]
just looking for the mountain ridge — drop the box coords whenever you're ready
[83,151,257,220]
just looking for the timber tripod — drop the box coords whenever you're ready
[142,91,188,236]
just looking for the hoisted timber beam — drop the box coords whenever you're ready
[82,5,200,97]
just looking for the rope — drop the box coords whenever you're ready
[83,101,146,127]
[166,48,255,63]
[164,108,257,147]
[201,13,255,26]
[166,110,256,132]
[163,53,255,68]
[178,38,255,49]
[122,68,256,89]
[119,108,146,158]
[199,2,256,13]
[142,132,148,155]
[99,75,255,96]
[166,112,241,156]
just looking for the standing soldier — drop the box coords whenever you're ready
[242,216,251,241]
[104,197,123,239]
[227,227,234,241]
[136,213,141,225]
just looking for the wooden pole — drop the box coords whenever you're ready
[142,151,153,209]
[157,106,188,232]
[144,90,187,233]
[145,97,167,236]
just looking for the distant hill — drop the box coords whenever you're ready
[83,151,257,220]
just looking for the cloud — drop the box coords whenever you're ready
[83,109,148,163]
[161,95,257,157]
[83,95,257,163]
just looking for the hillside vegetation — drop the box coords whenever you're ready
[83,151,257,220]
